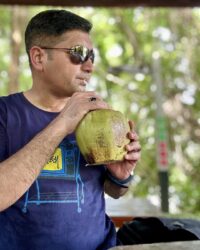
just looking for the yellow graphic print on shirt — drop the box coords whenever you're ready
[22,138,84,214]
[43,148,62,171]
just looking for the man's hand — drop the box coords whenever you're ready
[105,120,141,180]
[58,91,109,134]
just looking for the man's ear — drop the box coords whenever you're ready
[29,46,46,71]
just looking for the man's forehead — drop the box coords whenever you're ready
[55,30,93,47]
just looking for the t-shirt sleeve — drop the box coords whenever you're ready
[0,98,7,162]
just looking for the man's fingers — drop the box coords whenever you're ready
[127,131,139,141]
[124,151,141,161]
[128,120,135,132]
[125,141,141,152]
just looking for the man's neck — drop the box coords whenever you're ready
[23,89,69,113]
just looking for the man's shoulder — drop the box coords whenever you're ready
[0,92,22,101]
[0,92,23,108]
[0,93,27,121]
[0,93,22,126]
[0,92,22,104]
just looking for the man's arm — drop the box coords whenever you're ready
[104,178,129,199]
[0,91,108,212]
[0,117,68,211]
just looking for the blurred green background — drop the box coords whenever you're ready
[0,6,200,216]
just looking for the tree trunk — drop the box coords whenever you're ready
[8,6,26,94]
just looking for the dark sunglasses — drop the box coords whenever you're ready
[40,45,95,65]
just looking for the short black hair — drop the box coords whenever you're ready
[25,9,92,55]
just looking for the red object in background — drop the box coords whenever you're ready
[159,141,168,167]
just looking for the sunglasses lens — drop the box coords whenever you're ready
[70,46,94,64]
[70,54,83,64]
[87,50,95,64]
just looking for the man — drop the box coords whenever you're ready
[0,9,141,250]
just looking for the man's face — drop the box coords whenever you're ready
[42,30,94,97]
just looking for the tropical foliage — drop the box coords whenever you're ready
[0,6,199,215]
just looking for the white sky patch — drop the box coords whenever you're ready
[180,84,196,105]
[106,73,125,86]
[108,17,116,25]
[130,103,139,113]
[147,137,155,144]
[164,43,174,52]
[176,58,189,73]
[128,82,138,91]
[139,107,148,119]
[147,125,155,135]
[106,44,123,58]
[153,27,172,42]
[174,78,187,89]
[185,142,200,159]
[93,47,100,64]
[135,73,145,81]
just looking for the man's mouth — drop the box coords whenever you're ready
[78,78,89,86]
[83,79,88,85]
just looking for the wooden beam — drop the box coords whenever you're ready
[0,0,200,7]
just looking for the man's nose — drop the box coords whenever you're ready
[81,58,94,73]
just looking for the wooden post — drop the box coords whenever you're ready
[152,51,169,213]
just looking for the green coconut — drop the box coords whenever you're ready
[75,109,130,165]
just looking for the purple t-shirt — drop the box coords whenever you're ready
[0,93,116,250]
